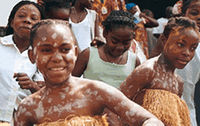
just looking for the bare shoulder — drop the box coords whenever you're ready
[17,87,45,115]
[132,57,157,79]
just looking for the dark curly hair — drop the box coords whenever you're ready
[163,16,199,38]
[5,0,45,35]
[102,10,136,32]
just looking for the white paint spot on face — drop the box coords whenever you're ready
[53,42,58,48]
[41,36,47,41]
[51,33,57,40]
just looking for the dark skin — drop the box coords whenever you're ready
[150,0,200,58]
[14,22,164,126]
[11,4,43,93]
[72,27,140,77]
[120,27,199,100]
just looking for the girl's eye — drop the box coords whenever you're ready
[18,14,25,18]
[31,15,39,21]
[177,42,184,47]
[189,10,199,16]
[191,45,198,52]
[41,48,52,53]
[60,48,70,53]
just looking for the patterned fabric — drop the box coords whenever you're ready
[92,0,126,25]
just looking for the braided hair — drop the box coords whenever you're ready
[163,16,199,38]
[102,10,136,32]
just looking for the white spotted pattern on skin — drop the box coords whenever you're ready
[51,33,57,40]
[120,101,127,107]
[47,98,53,103]
[125,107,137,120]
[59,92,66,100]
[25,112,32,117]
[34,101,44,119]
[41,36,47,41]
[96,95,103,101]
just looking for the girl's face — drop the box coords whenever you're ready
[46,8,70,20]
[163,27,199,69]
[104,27,133,57]
[11,4,41,39]
[81,0,93,9]
[185,1,200,29]
[30,24,77,86]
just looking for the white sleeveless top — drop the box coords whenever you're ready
[69,9,96,51]
[83,47,137,88]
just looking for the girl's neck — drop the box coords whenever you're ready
[13,34,30,53]
[158,53,175,73]
[103,45,127,64]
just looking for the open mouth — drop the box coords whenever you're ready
[176,59,188,65]
[49,67,65,71]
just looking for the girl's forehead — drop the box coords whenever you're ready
[17,4,38,12]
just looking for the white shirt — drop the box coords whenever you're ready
[69,9,96,51]
[0,35,43,122]
[176,44,200,126]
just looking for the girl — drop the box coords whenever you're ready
[14,19,164,126]
[175,1,200,125]
[0,1,44,124]
[72,10,140,89]
[120,17,200,126]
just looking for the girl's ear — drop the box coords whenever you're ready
[159,34,167,47]
[74,46,78,57]
[28,49,36,64]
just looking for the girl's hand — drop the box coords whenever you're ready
[13,73,41,93]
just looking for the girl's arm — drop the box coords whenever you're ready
[96,82,164,125]
[72,48,90,77]
[135,56,141,67]
[94,12,100,39]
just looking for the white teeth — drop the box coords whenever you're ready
[50,67,64,71]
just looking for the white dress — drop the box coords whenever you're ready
[69,9,96,51]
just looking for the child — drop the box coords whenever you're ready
[72,10,140,89]
[13,19,163,126]
[173,1,200,125]
[69,0,101,51]
[120,17,200,126]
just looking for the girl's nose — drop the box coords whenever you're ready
[51,51,63,63]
